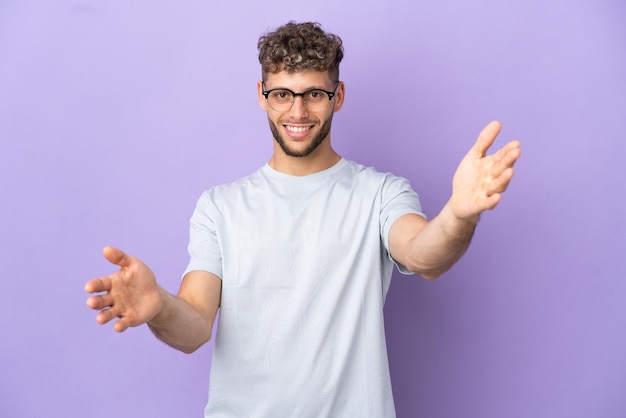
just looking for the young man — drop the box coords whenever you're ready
[85,22,521,417]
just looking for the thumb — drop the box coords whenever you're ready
[472,120,502,157]
[102,246,133,268]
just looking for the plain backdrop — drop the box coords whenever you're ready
[1,1,625,417]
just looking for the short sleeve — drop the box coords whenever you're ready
[183,190,223,280]
[379,174,426,274]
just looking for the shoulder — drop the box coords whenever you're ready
[204,167,265,197]
[193,167,266,212]
[342,159,413,189]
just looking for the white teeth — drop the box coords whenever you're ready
[286,125,311,133]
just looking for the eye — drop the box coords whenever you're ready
[270,90,292,102]
[305,90,325,102]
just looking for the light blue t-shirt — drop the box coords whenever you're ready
[185,159,425,418]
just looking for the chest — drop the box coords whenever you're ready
[216,182,382,288]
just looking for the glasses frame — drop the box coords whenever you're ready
[261,82,340,112]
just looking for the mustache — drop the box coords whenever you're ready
[278,119,319,125]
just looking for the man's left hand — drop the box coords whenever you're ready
[451,120,522,221]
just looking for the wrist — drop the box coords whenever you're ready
[146,286,168,325]
[445,200,480,226]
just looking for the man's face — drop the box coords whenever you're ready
[258,70,344,158]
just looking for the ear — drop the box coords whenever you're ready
[257,80,268,111]
[332,81,345,112]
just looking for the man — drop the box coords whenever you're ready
[85,21,521,417]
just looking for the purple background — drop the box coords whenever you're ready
[1,1,625,417]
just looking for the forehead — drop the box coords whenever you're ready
[264,70,334,90]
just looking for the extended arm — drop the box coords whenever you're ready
[148,270,221,353]
[389,121,521,279]
[85,246,221,353]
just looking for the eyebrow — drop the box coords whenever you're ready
[262,84,336,94]
[262,82,331,91]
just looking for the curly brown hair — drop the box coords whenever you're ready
[257,21,344,82]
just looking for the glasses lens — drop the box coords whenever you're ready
[303,90,328,111]
[268,90,293,112]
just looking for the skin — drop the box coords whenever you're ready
[85,69,521,352]
[257,70,345,175]
[389,120,520,278]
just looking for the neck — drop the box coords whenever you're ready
[268,144,341,176]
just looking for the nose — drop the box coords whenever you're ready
[288,95,308,119]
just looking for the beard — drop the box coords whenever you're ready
[268,114,333,158]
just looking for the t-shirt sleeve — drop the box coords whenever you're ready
[379,174,426,275]
[183,190,223,280]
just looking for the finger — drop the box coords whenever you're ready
[497,140,522,163]
[84,276,112,293]
[86,294,114,310]
[95,305,121,325]
[489,141,521,178]
[102,246,133,268]
[483,192,503,211]
[487,167,515,196]
[113,318,131,333]
[472,120,502,157]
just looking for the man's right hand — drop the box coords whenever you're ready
[85,246,163,332]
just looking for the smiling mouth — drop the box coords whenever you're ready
[285,125,313,133]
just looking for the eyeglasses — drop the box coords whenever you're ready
[262,82,339,112]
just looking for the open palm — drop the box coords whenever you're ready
[451,121,521,221]
[85,246,163,332]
